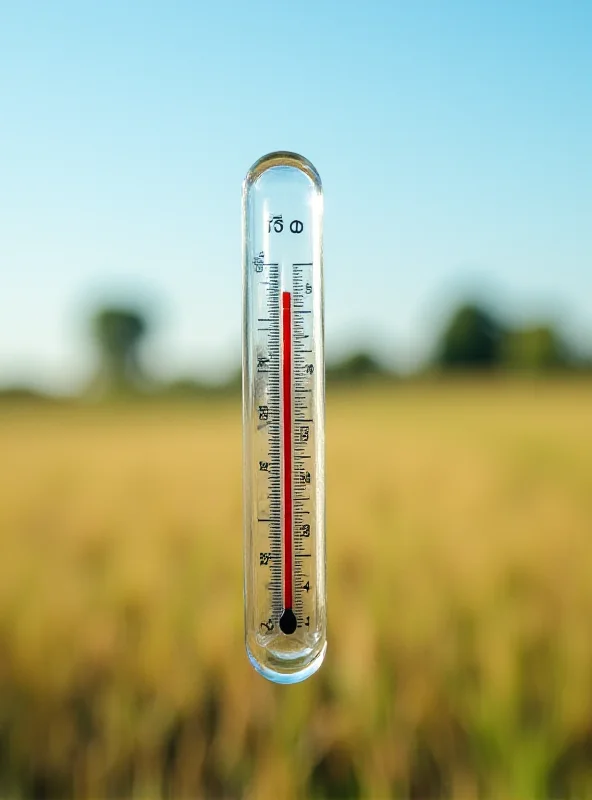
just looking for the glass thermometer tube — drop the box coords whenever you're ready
[242,152,327,684]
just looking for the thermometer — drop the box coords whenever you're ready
[242,152,327,684]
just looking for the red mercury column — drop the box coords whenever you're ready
[280,291,297,635]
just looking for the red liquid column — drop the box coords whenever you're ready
[282,291,293,612]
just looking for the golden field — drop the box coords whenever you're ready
[0,380,591,799]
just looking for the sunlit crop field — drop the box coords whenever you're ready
[1,381,591,799]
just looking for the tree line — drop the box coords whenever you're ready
[90,301,590,396]
[1,301,590,402]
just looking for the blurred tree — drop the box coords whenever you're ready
[502,325,570,371]
[327,352,389,384]
[0,386,52,403]
[436,303,505,369]
[92,307,148,394]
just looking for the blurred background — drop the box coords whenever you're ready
[1,1,591,797]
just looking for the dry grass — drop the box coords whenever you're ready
[0,380,591,798]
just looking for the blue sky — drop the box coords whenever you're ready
[1,0,591,390]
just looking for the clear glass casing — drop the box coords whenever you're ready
[242,152,326,684]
